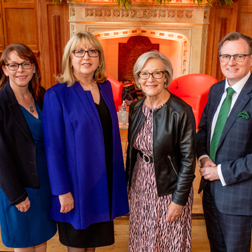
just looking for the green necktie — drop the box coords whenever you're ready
[209,87,235,163]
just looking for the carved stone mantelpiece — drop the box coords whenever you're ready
[67,1,210,76]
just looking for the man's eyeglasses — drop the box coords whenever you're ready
[72,49,100,58]
[218,54,251,63]
[138,70,166,80]
[5,62,33,71]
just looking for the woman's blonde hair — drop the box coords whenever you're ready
[57,32,107,86]
[133,50,173,90]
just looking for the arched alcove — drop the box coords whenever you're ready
[94,28,189,80]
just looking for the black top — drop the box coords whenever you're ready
[95,93,113,211]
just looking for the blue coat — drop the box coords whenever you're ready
[42,80,129,229]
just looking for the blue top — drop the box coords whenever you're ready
[0,103,56,248]
[42,80,129,229]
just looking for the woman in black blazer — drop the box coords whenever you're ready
[0,44,56,252]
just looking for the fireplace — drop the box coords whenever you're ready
[67,0,210,80]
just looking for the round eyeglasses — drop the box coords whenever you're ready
[138,70,166,80]
[72,49,100,58]
[5,62,33,71]
[218,54,251,63]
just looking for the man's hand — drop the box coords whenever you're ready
[59,192,74,213]
[15,197,30,212]
[200,157,219,181]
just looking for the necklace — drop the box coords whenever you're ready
[82,81,97,91]
[29,105,35,113]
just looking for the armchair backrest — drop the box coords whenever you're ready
[107,74,123,111]
[169,74,218,97]
[169,74,218,129]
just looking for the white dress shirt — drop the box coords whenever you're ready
[199,71,251,186]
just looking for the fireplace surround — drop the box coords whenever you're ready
[67,0,210,80]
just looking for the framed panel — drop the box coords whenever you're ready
[4,8,38,51]
[0,0,5,52]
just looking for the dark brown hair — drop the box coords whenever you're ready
[219,32,252,54]
[0,43,41,99]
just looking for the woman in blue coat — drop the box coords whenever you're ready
[42,32,129,252]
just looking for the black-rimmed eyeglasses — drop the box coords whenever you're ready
[72,49,100,58]
[5,62,33,71]
[138,70,166,80]
[218,54,251,63]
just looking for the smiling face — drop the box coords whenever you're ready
[138,58,167,99]
[71,40,100,81]
[220,39,252,86]
[2,50,35,90]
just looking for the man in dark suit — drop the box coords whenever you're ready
[197,32,252,252]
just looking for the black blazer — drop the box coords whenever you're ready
[0,82,45,205]
[126,94,196,206]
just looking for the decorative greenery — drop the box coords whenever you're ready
[153,0,233,6]
[52,0,234,9]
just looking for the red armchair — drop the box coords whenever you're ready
[169,74,218,130]
[107,74,123,111]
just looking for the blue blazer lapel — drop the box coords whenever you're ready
[73,81,103,130]
[3,82,34,142]
[218,75,252,151]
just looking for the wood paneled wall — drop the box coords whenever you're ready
[205,0,252,81]
[37,0,69,89]
[1,0,252,87]
[0,0,69,89]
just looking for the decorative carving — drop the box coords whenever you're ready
[105,9,112,17]
[186,10,192,18]
[142,10,149,19]
[168,10,175,18]
[204,10,209,20]
[70,23,76,37]
[69,7,75,17]
[150,10,158,18]
[136,10,144,18]
[113,10,120,17]
[177,10,184,18]
[95,9,103,17]
[122,10,130,17]
[159,10,166,18]
[130,9,136,18]
[86,9,94,17]
[82,7,196,20]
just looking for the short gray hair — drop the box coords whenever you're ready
[133,51,173,89]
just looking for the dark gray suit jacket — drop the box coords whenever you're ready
[0,82,44,205]
[197,73,252,215]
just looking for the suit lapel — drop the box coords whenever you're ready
[217,75,252,151]
[3,82,34,141]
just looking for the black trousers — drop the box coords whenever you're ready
[203,183,252,252]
